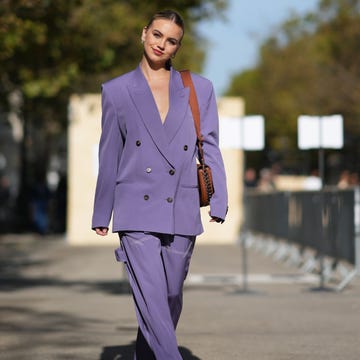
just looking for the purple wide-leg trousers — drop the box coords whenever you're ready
[115,232,195,360]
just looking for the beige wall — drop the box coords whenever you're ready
[67,94,244,245]
[197,97,245,244]
[67,94,117,245]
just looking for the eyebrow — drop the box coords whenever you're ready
[152,29,180,43]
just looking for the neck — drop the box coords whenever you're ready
[140,57,171,81]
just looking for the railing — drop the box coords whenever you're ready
[243,187,360,291]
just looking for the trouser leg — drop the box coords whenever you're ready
[116,232,194,360]
[161,234,195,328]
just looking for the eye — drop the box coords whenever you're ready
[153,31,161,38]
[169,39,178,46]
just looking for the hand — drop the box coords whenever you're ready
[95,227,109,236]
[208,212,224,224]
[210,217,224,223]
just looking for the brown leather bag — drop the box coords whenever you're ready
[180,70,214,207]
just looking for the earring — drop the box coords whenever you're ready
[171,53,176,59]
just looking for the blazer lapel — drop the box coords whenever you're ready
[163,68,190,144]
[127,66,174,166]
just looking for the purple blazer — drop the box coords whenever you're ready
[92,66,228,236]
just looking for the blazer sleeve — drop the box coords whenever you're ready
[198,81,228,221]
[91,84,123,230]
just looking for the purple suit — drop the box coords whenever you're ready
[92,65,228,234]
[92,65,228,359]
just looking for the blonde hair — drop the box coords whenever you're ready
[146,10,185,43]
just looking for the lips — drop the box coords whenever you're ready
[152,48,163,56]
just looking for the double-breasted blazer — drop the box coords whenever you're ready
[92,65,228,236]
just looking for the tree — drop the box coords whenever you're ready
[226,0,360,178]
[0,0,228,231]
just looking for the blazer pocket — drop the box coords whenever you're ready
[180,184,198,189]
[114,246,127,263]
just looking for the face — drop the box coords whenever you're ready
[141,19,183,65]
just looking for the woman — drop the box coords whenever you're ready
[92,10,228,359]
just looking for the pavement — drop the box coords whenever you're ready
[0,233,359,360]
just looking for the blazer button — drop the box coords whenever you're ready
[144,195,149,200]
[136,140,141,146]
[146,167,152,173]
[183,145,188,151]
[166,197,173,203]
[169,169,175,176]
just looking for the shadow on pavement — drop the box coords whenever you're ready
[0,275,132,294]
[0,240,50,278]
[0,305,102,356]
[0,235,132,294]
[99,344,202,360]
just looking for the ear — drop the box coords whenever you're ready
[141,26,148,42]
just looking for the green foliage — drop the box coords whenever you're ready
[0,0,228,228]
[0,0,229,135]
[226,0,360,173]
[1,0,228,105]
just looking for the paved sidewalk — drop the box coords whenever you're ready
[0,234,359,360]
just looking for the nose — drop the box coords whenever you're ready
[157,38,166,50]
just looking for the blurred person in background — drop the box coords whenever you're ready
[244,167,257,189]
[349,172,359,186]
[91,10,228,360]
[30,174,50,235]
[337,170,359,188]
[258,167,276,192]
[337,170,350,189]
[0,175,11,231]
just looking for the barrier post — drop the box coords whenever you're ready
[318,148,326,289]
[241,230,249,292]
[355,187,360,275]
[336,187,360,291]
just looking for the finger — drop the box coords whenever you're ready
[96,228,108,236]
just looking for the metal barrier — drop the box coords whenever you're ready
[243,187,360,291]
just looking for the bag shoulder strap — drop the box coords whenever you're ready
[180,70,202,141]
